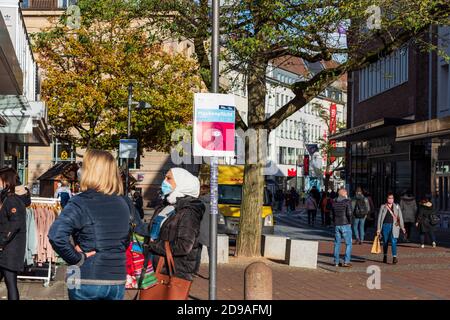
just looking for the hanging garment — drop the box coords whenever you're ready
[25,207,38,266]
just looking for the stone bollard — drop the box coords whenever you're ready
[244,262,272,300]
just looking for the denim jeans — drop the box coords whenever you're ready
[334,225,353,265]
[68,284,125,300]
[381,223,398,257]
[352,217,366,241]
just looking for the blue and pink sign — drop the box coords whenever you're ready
[193,93,236,157]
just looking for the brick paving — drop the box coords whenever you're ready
[2,210,450,300]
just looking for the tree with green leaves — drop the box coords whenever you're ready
[133,0,450,257]
[33,0,202,154]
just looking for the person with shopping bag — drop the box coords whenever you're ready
[376,192,406,264]
[139,167,205,300]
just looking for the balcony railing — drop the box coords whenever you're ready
[21,0,77,10]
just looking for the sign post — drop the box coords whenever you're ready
[193,92,236,301]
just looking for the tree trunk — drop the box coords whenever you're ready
[236,133,265,257]
[236,60,267,257]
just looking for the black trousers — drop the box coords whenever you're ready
[194,244,209,275]
[307,210,317,225]
[0,267,19,300]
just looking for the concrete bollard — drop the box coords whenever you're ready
[262,235,288,260]
[244,262,272,300]
[200,234,229,264]
[285,239,318,269]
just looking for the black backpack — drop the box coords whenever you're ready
[354,198,368,218]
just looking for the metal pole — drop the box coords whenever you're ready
[209,0,220,301]
[126,83,133,197]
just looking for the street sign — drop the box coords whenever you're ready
[119,139,138,159]
[193,93,236,157]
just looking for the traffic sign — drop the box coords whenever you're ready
[119,139,138,159]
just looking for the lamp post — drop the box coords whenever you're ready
[209,0,220,301]
[124,83,151,197]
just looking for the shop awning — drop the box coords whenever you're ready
[396,116,450,142]
[0,97,50,146]
[330,118,414,142]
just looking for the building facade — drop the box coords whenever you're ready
[334,33,439,208]
[264,57,347,193]
[0,0,49,182]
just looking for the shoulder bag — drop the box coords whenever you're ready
[139,241,192,300]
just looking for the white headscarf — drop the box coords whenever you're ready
[166,167,200,204]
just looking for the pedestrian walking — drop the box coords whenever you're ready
[319,191,329,225]
[133,191,145,220]
[0,168,31,300]
[139,167,205,300]
[400,190,417,242]
[301,190,306,205]
[305,192,318,225]
[285,191,291,215]
[48,150,139,300]
[331,187,353,267]
[289,187,298,212]
[274,189,284,213]
[363,189,375,232]
[351,187,370,244]
[416,197,438,248]
[54,180,72,208]
[194,185,211,276]
[377,192,406,264]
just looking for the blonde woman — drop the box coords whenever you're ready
[49,150,134,300]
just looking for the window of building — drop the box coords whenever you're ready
[279,147,287,164]
[359,46,409,101]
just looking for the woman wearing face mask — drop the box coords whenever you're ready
[0,168,31,300]
[141,168,205,299]
[377,192,406,264]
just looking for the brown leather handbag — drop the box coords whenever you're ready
[139,241,192,300]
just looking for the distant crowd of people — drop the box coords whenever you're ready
[273,185,441,268]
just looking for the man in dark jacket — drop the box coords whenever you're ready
[331,187,353,267]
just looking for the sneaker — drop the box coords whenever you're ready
[393,257,398,264]
[341,263,352,268]
[383,255,388,264]
[432,242,437,248]
[421,244,425,248]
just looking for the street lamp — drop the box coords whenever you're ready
[125,83,152,196]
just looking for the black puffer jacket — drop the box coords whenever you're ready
[0,189,30,272]
[148,196,205,281]
[331,196,353,226]
[416,203,435,233]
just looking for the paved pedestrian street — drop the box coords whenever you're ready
[2,210,450,300]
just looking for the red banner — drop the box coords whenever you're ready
[303,155,310,176]
[329,103,337,164]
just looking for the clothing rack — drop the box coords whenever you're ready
[17,197,60,287]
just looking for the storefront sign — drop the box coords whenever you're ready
[368,145,392,156]
[193,93,236,157]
